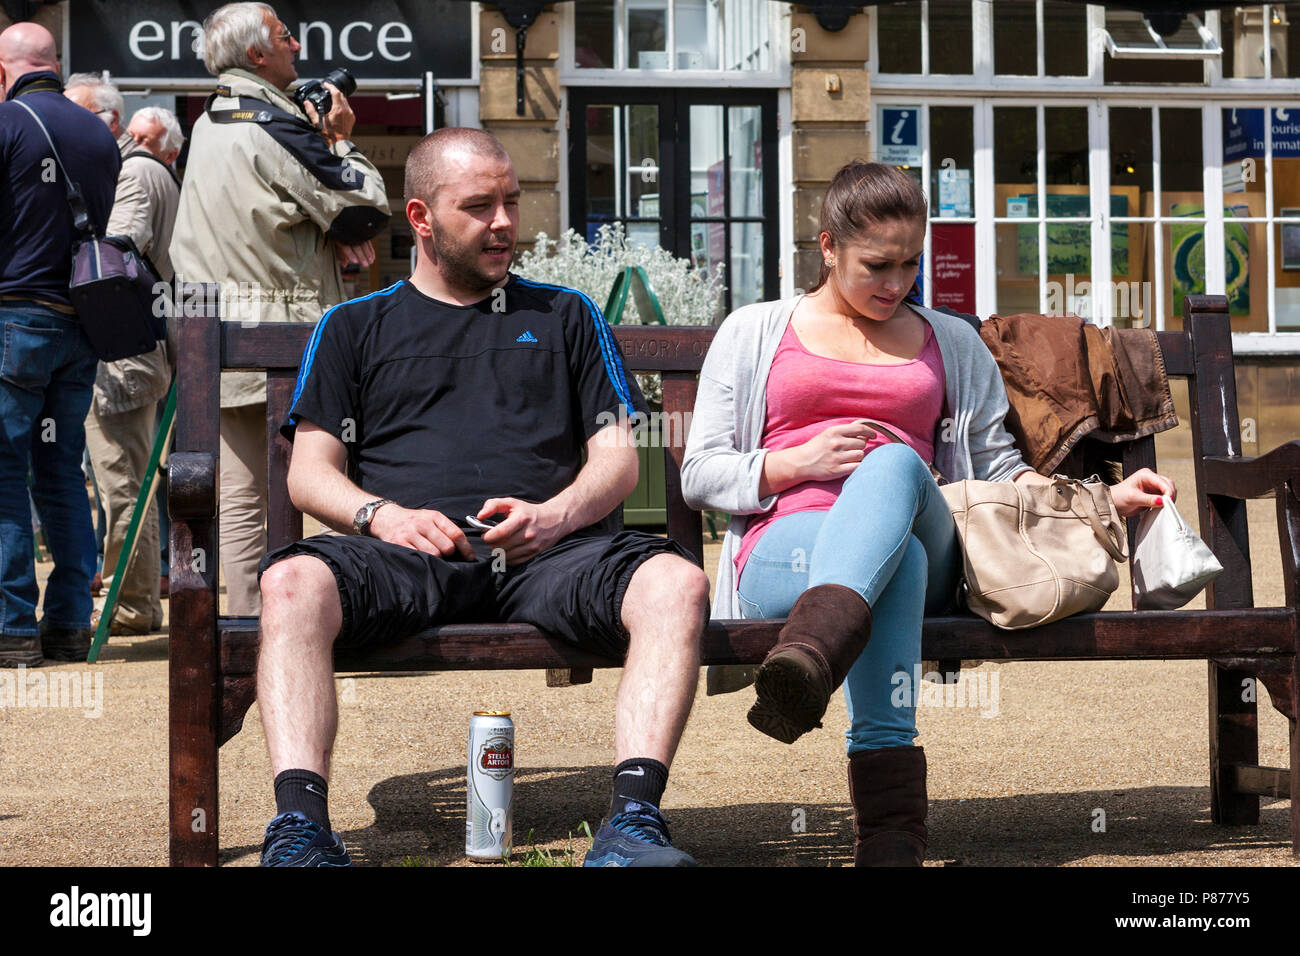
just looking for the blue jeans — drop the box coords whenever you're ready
[736,442,960,753]
[0,302,99,635]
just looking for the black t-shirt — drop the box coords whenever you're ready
[284,275,646,531]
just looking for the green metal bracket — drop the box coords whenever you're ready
[87,380,176,663]
[603,266,667,326]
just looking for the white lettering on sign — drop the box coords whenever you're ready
[299,21,332,60]
[377,21,413,61]
[128,21,165,61]
[171,20,201,60]
[124,17,417,65]
[339,22,374,61]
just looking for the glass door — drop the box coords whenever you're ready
[569,88,778,316]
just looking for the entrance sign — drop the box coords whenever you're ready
[69,0,473,83]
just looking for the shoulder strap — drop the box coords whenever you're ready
[12,99,95,236]
[124,149,181,188]
[203,94,367,192]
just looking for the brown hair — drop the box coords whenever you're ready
[813,161,928,292]
[404,127,512,207]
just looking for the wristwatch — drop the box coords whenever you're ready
[353,498,394,536]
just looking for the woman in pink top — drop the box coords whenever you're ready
[686,162,1174,866]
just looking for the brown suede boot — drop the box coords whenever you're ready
[848,746,928,867]
[747,584,872,744]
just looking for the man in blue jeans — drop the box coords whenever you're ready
[0,23,120,665]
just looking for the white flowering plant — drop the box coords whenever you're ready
[515,224,725,403]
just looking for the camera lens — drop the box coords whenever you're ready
[325,68,357,98]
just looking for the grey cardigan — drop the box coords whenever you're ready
[681,296,1034,618]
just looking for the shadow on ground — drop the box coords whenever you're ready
[94,632,169,663]
[218,766,1293,866]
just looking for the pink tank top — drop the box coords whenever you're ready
[734,319,946,578]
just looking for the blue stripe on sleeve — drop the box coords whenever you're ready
[286,280,404,426]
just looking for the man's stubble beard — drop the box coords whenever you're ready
[430,221,513,295]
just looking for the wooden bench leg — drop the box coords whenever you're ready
[168,452,221,866]
[546,667,593,687]
[1209,662,1260,827]
[1291,716,1299,858]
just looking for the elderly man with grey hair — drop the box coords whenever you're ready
[170,2,390,616]
[65,73,181,637]
[128,106,184,166]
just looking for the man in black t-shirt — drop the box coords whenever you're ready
[256,128,708,867]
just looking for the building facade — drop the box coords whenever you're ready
[10,0,1299,447]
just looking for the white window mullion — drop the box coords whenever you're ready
[616,0,627,72]
[1152,106,1165,331]
[1036,0,1045,78]
[1264,6,1273,81]
[921,0,930,75]
[1087,4,1106,83]
[614,106,625,219]
[778,86,795,297]
[972,0,994,84]
[1038,103,1049,313]
[1090,100,1112,325]
[1208,8,1224,84]
[922,103,932,306]
[666,0,676,72]
[1203,104,1227,302]
[975,99,997,317]
[1266,102,1278,333]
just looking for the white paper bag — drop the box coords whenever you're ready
[1131,499,1224,610]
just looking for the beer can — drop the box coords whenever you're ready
[466,710,514,861]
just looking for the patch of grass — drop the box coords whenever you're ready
[510,821,594,867]
[400,855,436,867]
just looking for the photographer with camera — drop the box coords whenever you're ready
[171,2,390,615]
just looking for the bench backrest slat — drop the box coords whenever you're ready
[1186,300,1253,611]
[266,369,303,553]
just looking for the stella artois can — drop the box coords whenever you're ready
[466,710,514,861]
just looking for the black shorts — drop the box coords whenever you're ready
[257,529,691,659]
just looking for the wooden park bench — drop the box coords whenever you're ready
[167,291,1299,865]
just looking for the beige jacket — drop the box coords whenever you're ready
[93,131,180,416]
[169,69,391,408]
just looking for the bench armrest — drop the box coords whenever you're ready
[168,451,219,520]
[1202,441,1300,501]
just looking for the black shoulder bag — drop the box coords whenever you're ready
[14,100,167,362]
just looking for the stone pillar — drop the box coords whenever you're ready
[789,8,870,291]
[479,5,562,255]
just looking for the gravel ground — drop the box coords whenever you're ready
[0,454,1295,867]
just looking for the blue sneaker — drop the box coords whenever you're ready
[259,811,353,867]
[583,801,697,867]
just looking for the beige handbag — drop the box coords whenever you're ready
[940,475,1129,630]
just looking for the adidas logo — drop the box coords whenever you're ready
[516,330,539,343]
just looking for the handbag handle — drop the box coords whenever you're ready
[1054,477,1129,562]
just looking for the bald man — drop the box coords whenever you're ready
[0,23,120,666]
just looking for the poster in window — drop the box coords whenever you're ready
[1283,209,1300,272]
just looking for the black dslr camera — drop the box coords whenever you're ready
[291,67,357,122]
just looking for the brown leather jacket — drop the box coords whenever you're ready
[979,314,1178,474]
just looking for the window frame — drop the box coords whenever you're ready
[870,3,1300,345]
[559,0,790,89]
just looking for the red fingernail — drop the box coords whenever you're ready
[1155,497,1163,506]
